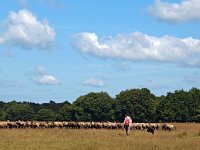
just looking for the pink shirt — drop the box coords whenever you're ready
[123,116,132,124]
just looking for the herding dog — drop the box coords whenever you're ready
[146,126,155,134]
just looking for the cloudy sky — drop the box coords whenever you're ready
[0,0,200,103]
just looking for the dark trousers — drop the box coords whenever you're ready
[124,125,130,135]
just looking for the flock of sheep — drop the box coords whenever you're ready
[0,121,175,131]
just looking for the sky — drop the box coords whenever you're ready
[1,0,200,103]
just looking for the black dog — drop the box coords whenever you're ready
[146,126,155,134]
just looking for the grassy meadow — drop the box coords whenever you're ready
[0,123,200,150]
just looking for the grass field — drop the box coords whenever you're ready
[0,123,200,150]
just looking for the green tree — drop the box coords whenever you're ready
[40,100,71,120]
[157,90,189,122]
[5,102,35,121]
[35,109,56,121]
[115,88,157,122]
[58,104,73,121]
[72,92,114,121]
[194,107,200,122]
[0,101,6,121]
[0,110,6,121]
[40,100,62,114]
[187,88,200,122]
[157,93,176,122]
[0,101,5,109]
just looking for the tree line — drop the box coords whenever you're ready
[0,88,200,122]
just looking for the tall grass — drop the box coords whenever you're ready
[0,123,200,150]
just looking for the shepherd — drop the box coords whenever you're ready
[123,113,132,135]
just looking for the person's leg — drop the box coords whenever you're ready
[125,126,129,135]
[125,126,128,135]
[127,125,130,135]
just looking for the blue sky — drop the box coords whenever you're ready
[1,0,200,103]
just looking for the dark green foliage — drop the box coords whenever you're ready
[72,92,114,121]
[40,100,67,114]
[35,109,56,121]
[58,104,73,121]
[0,101,5,109]
[114,88,158,122]
[187,88,200,122]
[0,101,6,121]
[0,87,200,122]
[157,88,200,122]
[0,110,6,121]
[5,101,35,121]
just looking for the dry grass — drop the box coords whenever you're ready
[0,123,200,150]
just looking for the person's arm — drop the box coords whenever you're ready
[130,118,132,124]
[128,117,132,124]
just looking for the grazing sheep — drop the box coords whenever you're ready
[7,121,17,129]
[162,123,175,131]
[54,122,64,129]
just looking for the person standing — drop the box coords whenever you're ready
[123,114,132,135]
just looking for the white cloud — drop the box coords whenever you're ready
[73,32,200,67]
[82,78,105,87]
[0,9,55,49]
[33,66,59,85]
[149,0,200,23]
[35,75,59,85]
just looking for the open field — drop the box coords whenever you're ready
[0,123,200,150]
